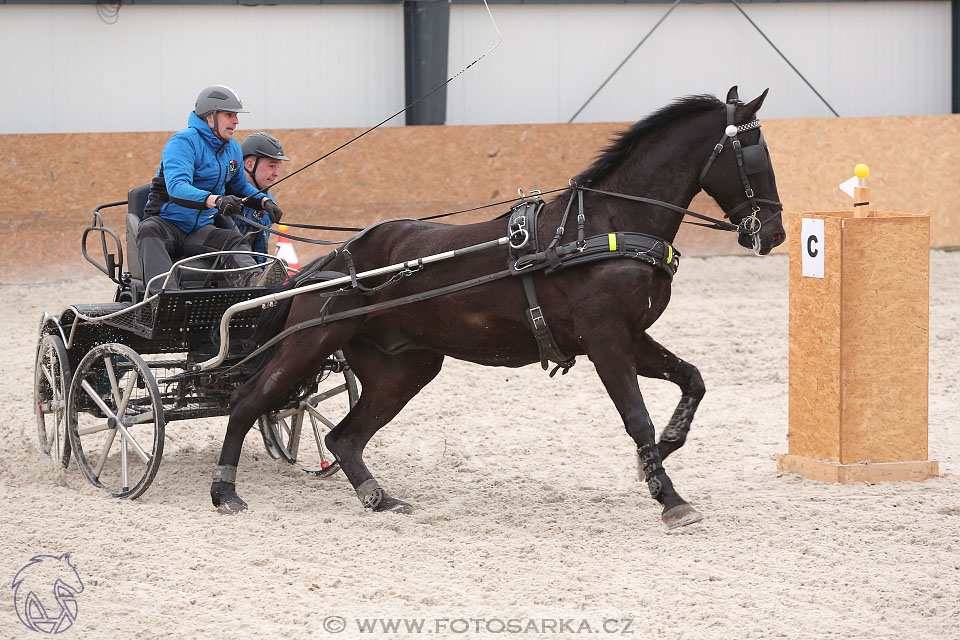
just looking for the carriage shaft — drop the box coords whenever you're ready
[196,236,508,371]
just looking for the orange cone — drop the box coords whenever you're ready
[274,224,301,275]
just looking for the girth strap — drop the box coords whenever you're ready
[520,272,576,377]
[514,231,679,279]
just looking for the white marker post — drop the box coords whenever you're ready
[852,163,870,218]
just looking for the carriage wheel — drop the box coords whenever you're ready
[258,352,358,477]
[34,333,72,468]
[67,344,165,499]
[258,420,283,460]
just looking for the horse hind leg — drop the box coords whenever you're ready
[211,327,351,514]
[325,340,444,514]
[633,332,705,462]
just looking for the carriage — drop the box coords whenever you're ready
[34,89,784,529]
[33,186,359,499]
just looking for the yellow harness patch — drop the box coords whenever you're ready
[608,233,617,251]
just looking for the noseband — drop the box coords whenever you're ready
[698,100,783,242]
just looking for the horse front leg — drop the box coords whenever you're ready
[632,332,705,462]
[588,341,703,530]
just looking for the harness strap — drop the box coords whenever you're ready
[547,190,577,251]
[556,232,679,276]
[515,231,679,279]
[508,197,577,376]
[342,249,361,290]
[520,273,576,377]
[543,189,576,270]
[576,188,586,249]
[225,233,676,378]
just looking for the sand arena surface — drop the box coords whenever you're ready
[1,252,958,639]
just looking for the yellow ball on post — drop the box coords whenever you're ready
[854,163,869,179]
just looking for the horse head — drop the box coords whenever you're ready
[698,86,785,255]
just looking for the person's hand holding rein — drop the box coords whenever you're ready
[263,199,283,224]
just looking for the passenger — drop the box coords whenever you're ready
[235,132,290,262]
[138,85,285,293]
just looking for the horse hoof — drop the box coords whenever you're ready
[211,482,248,515]
[216,498,248,515]
[661,503,703,530]
[374,496,414,514]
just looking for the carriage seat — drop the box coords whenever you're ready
[125,183,150,281]
[125,184,237,288]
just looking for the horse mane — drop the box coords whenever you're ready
[573,94,724,186]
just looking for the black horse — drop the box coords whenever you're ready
[211,87,785,529]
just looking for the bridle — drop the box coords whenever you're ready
[698,99,783,252]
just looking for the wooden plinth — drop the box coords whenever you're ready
[778,454,939,484]
[784,210,938,482]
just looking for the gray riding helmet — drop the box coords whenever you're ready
[195,85,249,118]
[241,132,290,161]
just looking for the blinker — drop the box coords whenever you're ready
[741,142,769,175]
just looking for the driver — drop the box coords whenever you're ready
[138,85,285,293]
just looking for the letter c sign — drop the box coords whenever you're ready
[801,218,824,278]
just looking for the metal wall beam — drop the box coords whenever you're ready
[954,0,959,112]
[403,0,450,125]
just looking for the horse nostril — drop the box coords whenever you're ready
[772,232,784,245]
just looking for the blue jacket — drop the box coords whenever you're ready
[236,193,276,262]
[144,111,262,233]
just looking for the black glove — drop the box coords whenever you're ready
[263,199,283,225]
[214,195,244,217]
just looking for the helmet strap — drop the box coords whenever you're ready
[208,110,224,140]
[246,157,264,191]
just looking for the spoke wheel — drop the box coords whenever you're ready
[67,344,165,499]
[259,420,283,460]
[259,352,358,477]
[34,334,72,468]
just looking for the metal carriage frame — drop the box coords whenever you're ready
[34,199,359,500]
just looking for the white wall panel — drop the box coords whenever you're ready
[446,1,952,125]
[0,2,952,133]
[0,4,404,134]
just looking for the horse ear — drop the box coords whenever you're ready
[726,86,740,102]
[742,88,769,117]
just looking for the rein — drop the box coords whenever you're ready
[571,185,741,233]
[246,103,781,247]
[208,107,784,375]
[231,186,580,253]
[255,104,780,247]
[241,178,757,249]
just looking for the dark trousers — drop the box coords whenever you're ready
[137,216,257,294]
